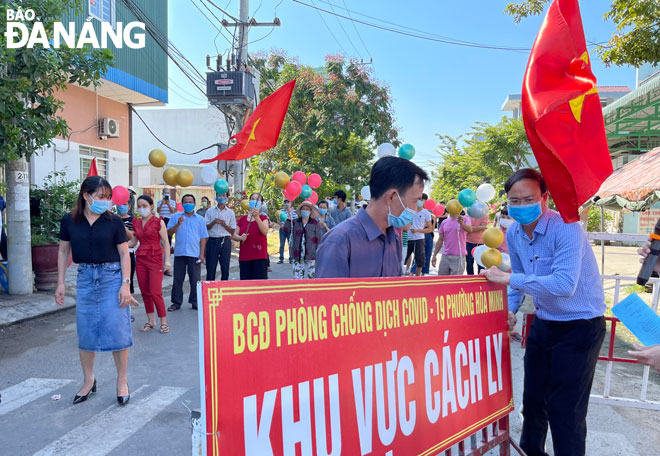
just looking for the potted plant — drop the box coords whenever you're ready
[30,171,79,290]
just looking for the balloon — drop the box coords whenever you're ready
[214,179,229,194]
[467,201,489,219]
[481,248,503,268]
[285,181,302,200]
[306,191,318,204]
[424,198,436,211]
[361,185,371,201]
[398,143,415,160]
[240,199,250,211]
[446,199,462,216]
[279,211,288,223]
[377,142,396,158]
[291,171,306,185]
[112,185,129,205]
[498,253,512,272]
[148,148,167,167]
[176,202,183,212]
[433,204,445,217]
[476,183,496,203]
[458,189,477,207]
[201,165,218,185]
[473,245,489,268]
[483,227,504,249]
[308,173,322,189]
[300,184,312,199]
[163,168,178,186]
[275,210,283,220]
[176,169,194,187]
[274,171,290,189]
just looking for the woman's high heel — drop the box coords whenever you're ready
[73,379,96,405]
[117,384,130,406]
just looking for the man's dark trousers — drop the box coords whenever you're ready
[205,237,231,281]
[465,242,483,275]
[279,227,290,262]
[171,256,201,309]
[520,316,605,456]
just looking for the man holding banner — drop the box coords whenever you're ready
[316,156,428,278]
[483,169,605,456]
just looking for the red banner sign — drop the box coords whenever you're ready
[198,276,513,455]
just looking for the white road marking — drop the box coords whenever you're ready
[0,378,73,416]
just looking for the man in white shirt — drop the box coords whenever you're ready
[405,197,432,276]
[204,192,237,280]
[158,188,177,255]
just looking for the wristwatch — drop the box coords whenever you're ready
[122,278,130,284]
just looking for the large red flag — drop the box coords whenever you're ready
[86,157,98,177]
[522,0,613,223]
[200,79,296,164]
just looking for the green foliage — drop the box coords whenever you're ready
[246,52,399,207]
[505,0,660,67]
[30,170,80,245]
[586,207,615,232]
[0,0,113,163]
[430,117,532,203]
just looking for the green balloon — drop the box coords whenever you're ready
[398,143,416,160]
[214,179,229,194]
[458,189,477,207]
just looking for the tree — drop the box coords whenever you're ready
[245,52,399,206]
[0,0,112,294]
[430,117,532,203]
[505,0,660,67]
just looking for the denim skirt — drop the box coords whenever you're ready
[76,262,133,352]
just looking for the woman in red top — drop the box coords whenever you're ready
[129,196,172,333]
[233,193,269,280]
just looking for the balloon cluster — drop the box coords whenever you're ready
[275,170,322,204]
[376,143,416,160]
[149,149,195,188]
[472,228,511,271]
[446,183,497,219]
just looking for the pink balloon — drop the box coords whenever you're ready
[176,202,183,212]
[308,173,322,189]
[285,181,302,199]
[433,205,445,217]
[291,171,307,185]
[112,185,129,206]
[424,198,436,211]
[305,191,318,204]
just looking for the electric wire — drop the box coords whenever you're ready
[326,0,362,58]
[308,0,348,55]
[340,0,372,59]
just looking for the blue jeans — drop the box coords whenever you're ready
[279,228,290,262]
[76,262,132,352]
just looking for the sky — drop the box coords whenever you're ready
[165,0,637,174]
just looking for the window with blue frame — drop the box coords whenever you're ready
[89,0,115,27]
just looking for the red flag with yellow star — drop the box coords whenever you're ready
[200,79,296,164]
[521,0,612,223]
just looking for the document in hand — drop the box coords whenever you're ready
[612,293,660,346]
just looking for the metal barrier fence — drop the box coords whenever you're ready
[438,416,525,456]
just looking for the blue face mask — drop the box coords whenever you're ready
[319,208,328,215]
[301,209,311,219]
[116,205,129,215]
[249,200,262,210]
[508,201,542,225]
[216,196,227,205]
[182,203,195,213]
[417,200,424,208]
[332,199,338,206]
[388,193,416,228]
[89,199,111,215]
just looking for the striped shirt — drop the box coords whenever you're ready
[507,209,605,321]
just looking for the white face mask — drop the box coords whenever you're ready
[138,207,152,217]
[499,218,513,229]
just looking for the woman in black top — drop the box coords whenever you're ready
[55,177,135,406]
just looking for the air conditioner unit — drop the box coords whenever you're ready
[99,118,119,138]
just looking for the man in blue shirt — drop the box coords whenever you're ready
[316,157,428,278]
[483,169,605,456]
[329,190,352,225]
[167,194,209,311]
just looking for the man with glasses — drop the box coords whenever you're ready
[482,168,605,456]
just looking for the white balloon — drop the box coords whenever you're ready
[498,253,512,272]
[201,165,218,185]
[473,244,489,268]
[361,185,371,201]
[476,183,496,203]
[377,142,396,158]
[345,185,351,191]
[468,201,489,219]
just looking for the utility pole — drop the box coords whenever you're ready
[5,158,33,295]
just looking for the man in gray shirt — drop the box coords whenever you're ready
[316,157,429,278]
[330,190,352,225]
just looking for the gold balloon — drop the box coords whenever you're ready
[240,199,250,211]
[483,227,504,249]
[274,171,290,189]
[275,210,283,221]
[149,148,167,167]
[176,169,194,187]
[446,199,463,216]
[481,248,503,269]
[163,168,178,186]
